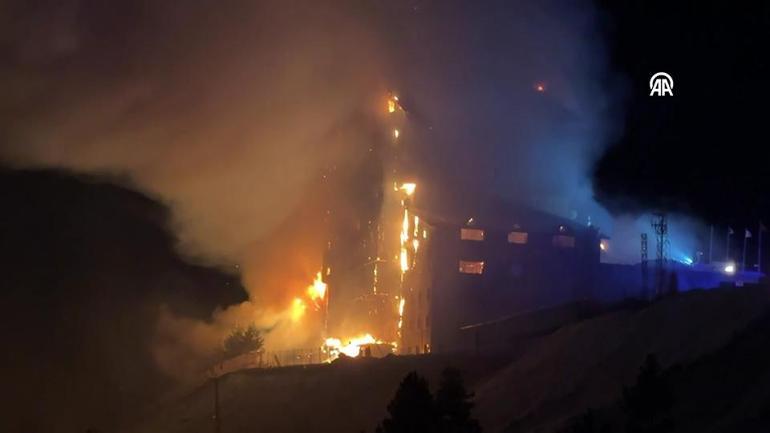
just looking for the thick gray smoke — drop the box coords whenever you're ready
[383,1,705,262]
[0,0,690,377]
[0,0,389,265]
[0,0,396,377]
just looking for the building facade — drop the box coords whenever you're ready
[400,202,602,354]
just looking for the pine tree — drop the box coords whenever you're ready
[435,367,482,433]
[221,323,263,360]
[378,371,437,433]
[623,354,674,433]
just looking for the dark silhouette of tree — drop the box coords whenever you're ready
[377,371,437,433]
[222,323,263,360]
[566,409,611,433]
[623,354,674,433]
[435,367,482,433]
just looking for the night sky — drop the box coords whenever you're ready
[594,1,770,226]
[2,0,770,431]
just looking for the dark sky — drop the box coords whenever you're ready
[593,1,770,227]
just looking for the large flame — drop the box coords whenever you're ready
[387,94,400,113]
[400,182,416,196]
[324,334,383,358]
[400,208,410,272]
[306,271,327,305]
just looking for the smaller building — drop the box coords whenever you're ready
[400,199,601,354]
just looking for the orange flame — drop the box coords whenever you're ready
[306,271,327,303]
[399,182,416,196]
[324,334,384,358]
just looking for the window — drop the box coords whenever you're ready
[459,260,485,274]
[552,235,575,248]
[507,231,528,244]
[460,228,485,241]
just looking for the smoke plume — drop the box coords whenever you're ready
[0,0,655,378]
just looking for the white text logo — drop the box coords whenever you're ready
[649,72,673,96]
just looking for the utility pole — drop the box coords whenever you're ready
[641,233,649,299]
[742,229,750,271]
[213,377,221,433]
[651,213,669,296]
[759,221,765,274]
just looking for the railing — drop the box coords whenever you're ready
[208,347,331,377]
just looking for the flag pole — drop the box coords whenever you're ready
[726,227,731,261]
[742,229,748,271]
[709,225,714,263]
[759,221,764,274]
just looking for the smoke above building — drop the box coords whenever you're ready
[0,0,692,378]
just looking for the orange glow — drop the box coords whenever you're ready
[535,82,546,92]
[372,261,379,294]
[399,182,416,196]
[324,334,384,358]
[290,297,306,322]
[401,209,409,243]
[306,271,327,302]
[400,208,410,272]
[387,94,401,113]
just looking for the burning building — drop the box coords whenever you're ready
[319,94,414,356]
[318,92,602,358]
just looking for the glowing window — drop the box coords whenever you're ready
[552,235,576,248]
[507,231,528,244]
[459,260,485,274]
[460,228,485,241]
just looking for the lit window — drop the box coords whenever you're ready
[552,235,575,248]
[460,228,485,241]
[459,260,485,274]
[507,231,528,244]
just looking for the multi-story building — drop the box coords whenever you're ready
[400,198,602,354]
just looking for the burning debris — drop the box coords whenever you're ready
[323,334,389,359]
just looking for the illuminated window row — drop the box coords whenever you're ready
[461,228,529,244]
[460,228,578,248]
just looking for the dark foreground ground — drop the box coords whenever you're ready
[127,286,770,433]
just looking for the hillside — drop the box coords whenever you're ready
[0,170,247,433]
[126,286,770,433]
[476,286,770,432]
